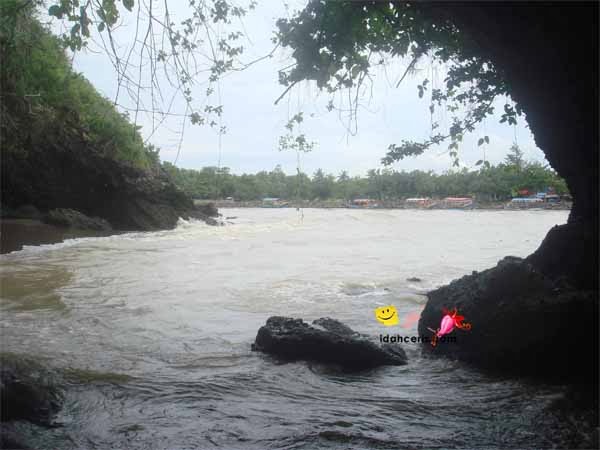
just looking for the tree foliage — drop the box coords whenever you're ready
[162,150,568,202]
[45,0,259,157]
[276,1,523,166]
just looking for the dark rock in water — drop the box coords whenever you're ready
[194,202,219,218]
[0,353,63,426]
[0,422,32,450]
[44,208,112,231]
[418,256,598,382]
[252,316,407,369]
[188,205,221,226]
[406,277,422,282]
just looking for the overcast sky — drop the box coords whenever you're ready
[54,0,547,177]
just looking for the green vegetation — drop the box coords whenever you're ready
[163,145,567,201]
[0,0,159,169]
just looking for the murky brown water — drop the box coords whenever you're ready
[3,209,593,449]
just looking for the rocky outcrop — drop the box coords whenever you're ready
[252,316,407,369]
[526,221,598,291]
[1,119,218,231]
[194,202,219,218]
[44,208,112,231]
[418,257,598,382]
[412,3,598,385]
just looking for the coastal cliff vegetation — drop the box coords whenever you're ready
[0,1,215,230]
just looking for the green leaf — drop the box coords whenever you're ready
[484,136,490,144]
[123,0,134,11]
[48,5,63,18]
[97,22,105,32]
[475,159,483,166]
[477,138,484,146]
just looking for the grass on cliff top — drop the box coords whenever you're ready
[0,0,159,170]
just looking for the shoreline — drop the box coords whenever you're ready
[0,219,116,254]
[210,200,572,211]
[1,204,570,254]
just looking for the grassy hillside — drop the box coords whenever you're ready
[0,0,158,169]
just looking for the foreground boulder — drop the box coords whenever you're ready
[418,256,598,382]
[252,316,407,369]
[0,353,63,426]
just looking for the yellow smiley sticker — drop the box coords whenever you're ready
[374,305,399,326]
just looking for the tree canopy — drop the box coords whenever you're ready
[42,0,527,170]
[276,1,522,167]
[162,147,567,202]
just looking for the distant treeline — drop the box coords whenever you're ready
[163,145,568,201]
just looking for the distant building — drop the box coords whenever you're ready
[405,197,433,207]
[350,199,379,208]
[544,194,560,203]
[442,197,473,208]
[511,197,543,203]
[261,197,288,208]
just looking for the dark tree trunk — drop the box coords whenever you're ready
[425,3,598,288]
[435,3,598,226]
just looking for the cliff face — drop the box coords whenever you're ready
[0,5,217,233]
[1,115,215,231]
[418,3,598,382]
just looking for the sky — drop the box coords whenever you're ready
[52,0,547,177]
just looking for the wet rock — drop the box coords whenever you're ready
[418,257,598,382]
[194,202,219,218]
[44,208,112,231]
[187,205,222,226]
[0,353,64,426]
[252,316,407,369]
[0,426,32,449]
[406,277,422,282]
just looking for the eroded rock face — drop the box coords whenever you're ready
[526,221,598,291]
[1,124,218,231]
[44,208,112,231]
[418,257,598,382]
[252,316,407,369]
